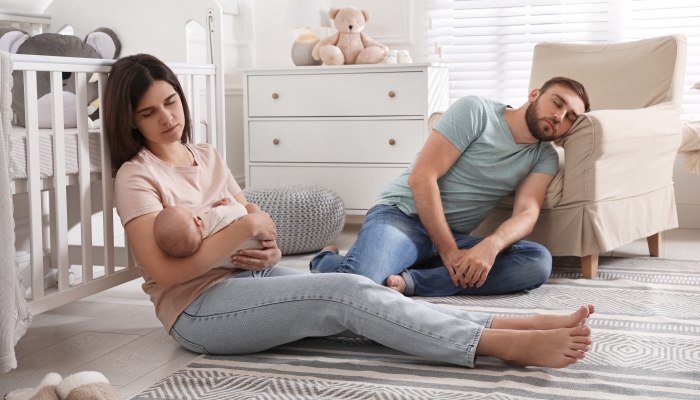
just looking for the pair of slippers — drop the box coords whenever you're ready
[4,372,122,400]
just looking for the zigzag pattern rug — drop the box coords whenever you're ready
[130,257,700,399]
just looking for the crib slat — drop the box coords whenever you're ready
[75,72,94,283]
[177,75,189,108]
[97,72,115,276]
[50,71,70,291]
[24,70,43,300]
[30,23,41,35]
[192,75,202,143]
[206,74,216,147]
[185,75,194,127]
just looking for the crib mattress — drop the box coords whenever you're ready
[10,125,103,180]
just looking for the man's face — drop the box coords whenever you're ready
[525,85,586,142]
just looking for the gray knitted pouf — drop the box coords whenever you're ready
[243,184,345,255]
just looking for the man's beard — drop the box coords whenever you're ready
[525,99,558,142]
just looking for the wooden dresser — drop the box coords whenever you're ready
[242,63,448,215]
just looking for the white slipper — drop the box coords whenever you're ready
[56,372,110,400]
[4,373,62,400]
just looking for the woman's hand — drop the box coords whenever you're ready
[245,211,277,241]
[244,202,261,214]
[230,240,282,271]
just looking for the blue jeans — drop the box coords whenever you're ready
[171,266,494,367]
[310,204,552,296]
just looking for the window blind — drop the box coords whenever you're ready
[426,0,700,115]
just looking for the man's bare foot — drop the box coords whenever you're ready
[478,326,593,368]
[386,274,406,294]
[321,245,339,255]
[490,305,595,330]
[309,245,339,270]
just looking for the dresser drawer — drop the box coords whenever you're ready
[249,165,405,210]
[247,72,425,117]
[249,120,424,163]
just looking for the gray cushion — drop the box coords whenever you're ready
[243,184,345,255]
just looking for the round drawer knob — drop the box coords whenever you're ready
[272,93,279,99]
[273,139,280,145]
[388,91,395,98]
[389,139,396,145]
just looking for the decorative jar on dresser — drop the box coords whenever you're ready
[241,63,449,215]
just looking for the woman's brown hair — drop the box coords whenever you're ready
[104,54,192,169]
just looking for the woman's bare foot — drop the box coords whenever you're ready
[478,326,593,368]
[490,305,595,330]
[386,274,406,294]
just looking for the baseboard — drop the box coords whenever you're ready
[677,203,700,229]
[226,85,243,96]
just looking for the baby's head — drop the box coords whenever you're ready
[153,206,203,258]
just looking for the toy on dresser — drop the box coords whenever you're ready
[312,6,388,65]
[0,27,120,129]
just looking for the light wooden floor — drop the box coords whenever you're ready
[2,225,699,399]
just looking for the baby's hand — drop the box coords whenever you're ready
[213,197,232,207]
[245,203,261,214]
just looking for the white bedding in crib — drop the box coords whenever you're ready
[9,125,103,180]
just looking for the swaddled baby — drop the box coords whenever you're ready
[153,197,263,266]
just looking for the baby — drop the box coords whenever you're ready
[153,197,264,265]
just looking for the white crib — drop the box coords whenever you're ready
[5,0,227,315]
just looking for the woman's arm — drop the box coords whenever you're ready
[230,192,282,270]
[124,209,277,289]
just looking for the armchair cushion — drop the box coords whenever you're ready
[556,101,682,206]
[529,35,687,111]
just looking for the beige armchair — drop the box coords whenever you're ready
[470,35,686,278]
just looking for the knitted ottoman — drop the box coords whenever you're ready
[242,184,345,255]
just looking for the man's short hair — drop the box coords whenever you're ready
[540,77,591,113]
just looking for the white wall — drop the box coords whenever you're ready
[0,0,51,13]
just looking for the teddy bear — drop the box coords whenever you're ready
[0,27,121,129]
[312,6,388,65]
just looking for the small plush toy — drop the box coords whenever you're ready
[0,27,120,129]
[5,371,124,400]
[312,6,388,65]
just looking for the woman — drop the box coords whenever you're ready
[106,54,594,369]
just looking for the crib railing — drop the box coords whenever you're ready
[10,54,219,314]
[0,9,50,35]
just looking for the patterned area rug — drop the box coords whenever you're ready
[130,257,700,399]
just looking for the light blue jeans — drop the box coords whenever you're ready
[311,204,552,296]
[171,266,494,367]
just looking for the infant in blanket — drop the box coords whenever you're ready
[153,197,264,263]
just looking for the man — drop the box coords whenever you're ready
[311,77,591,297]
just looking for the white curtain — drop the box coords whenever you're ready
[425,0,700,115]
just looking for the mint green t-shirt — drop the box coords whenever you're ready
[375,96,559,234]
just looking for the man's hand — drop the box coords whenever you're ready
[440,247,467,286]
[231,240,282,271]
[442,239,499,289]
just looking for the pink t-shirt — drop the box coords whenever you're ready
[114,143,242,332]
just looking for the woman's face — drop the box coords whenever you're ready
[133,80,185,146]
